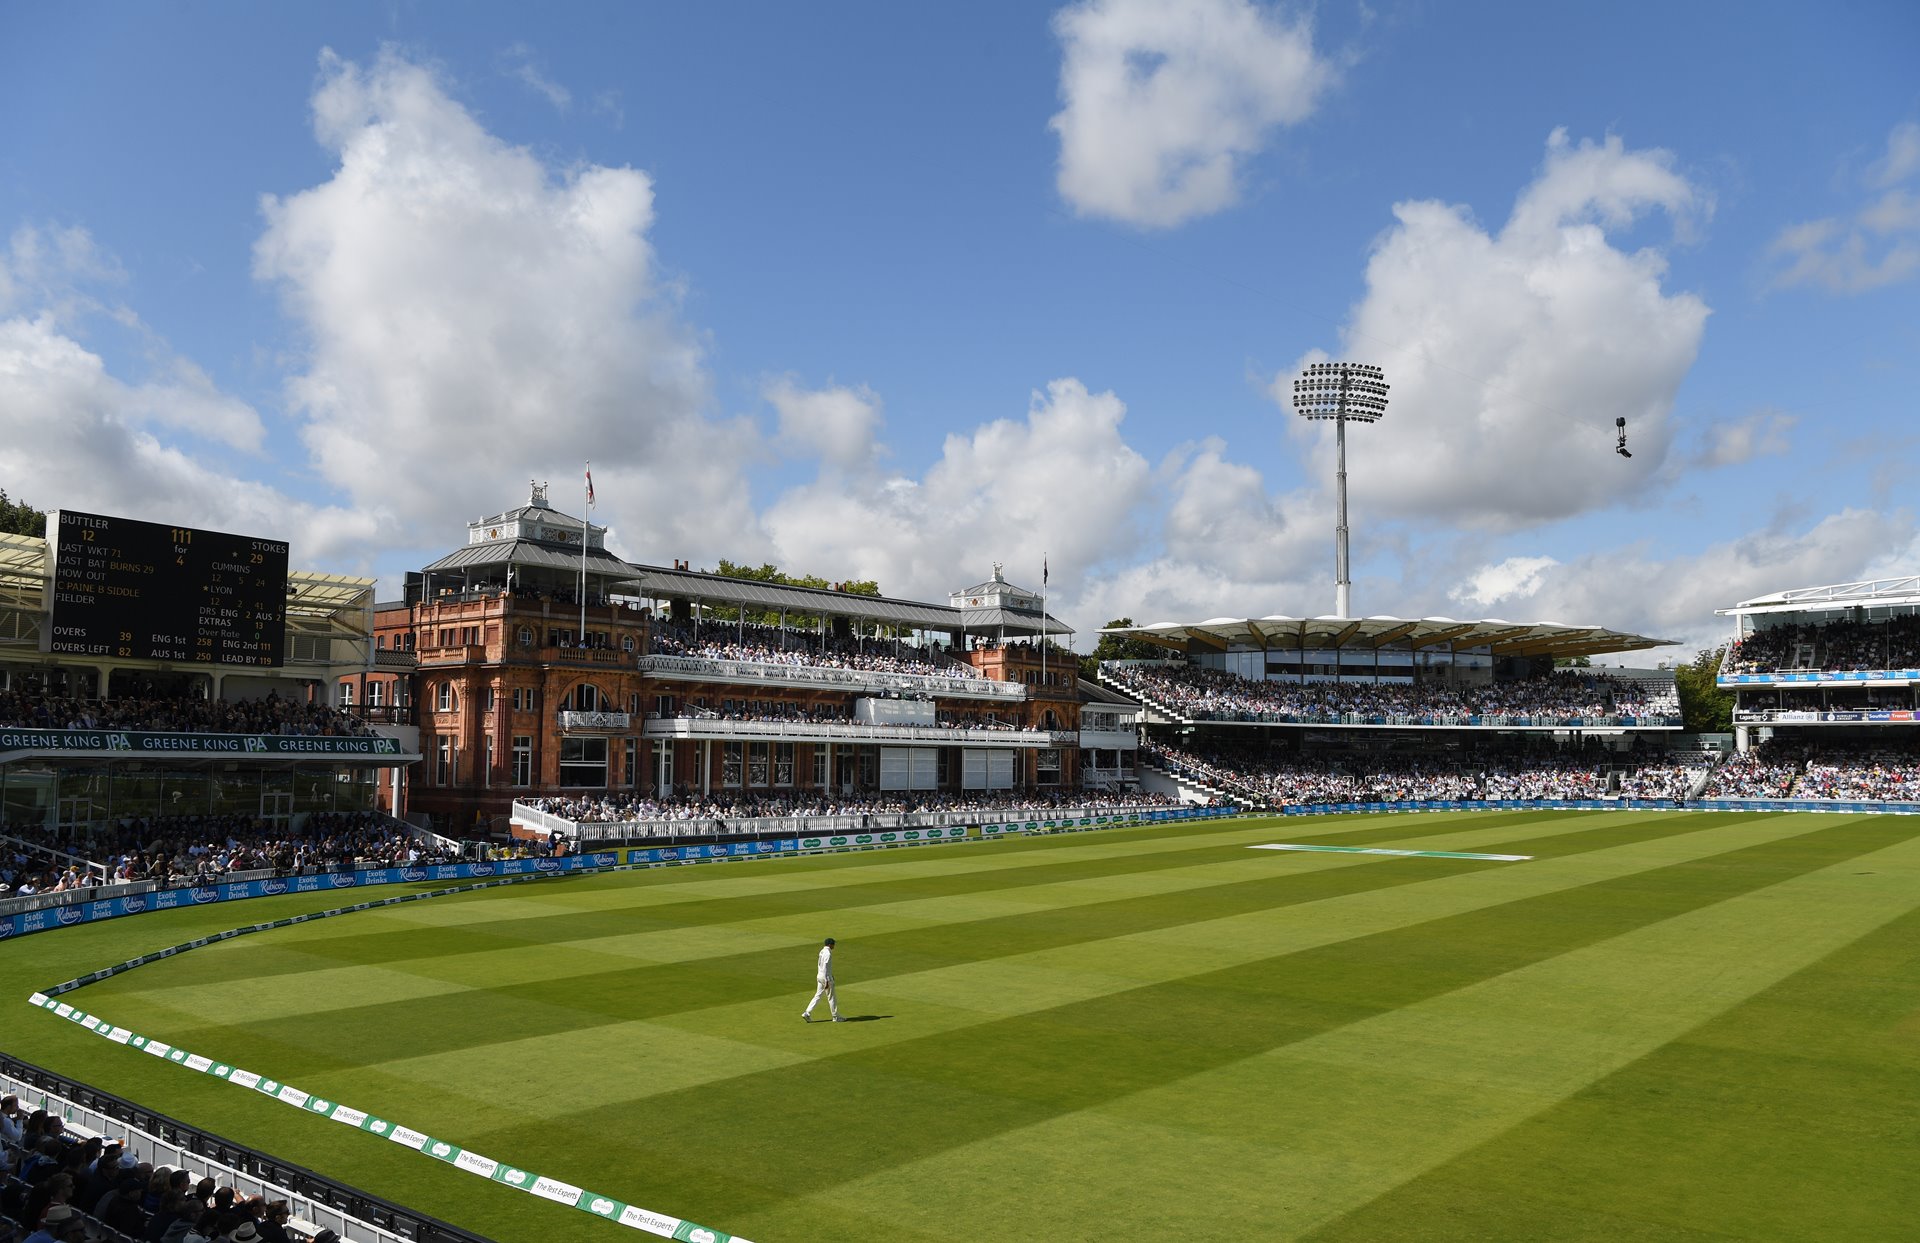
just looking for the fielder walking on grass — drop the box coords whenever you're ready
[802,936,841,1022]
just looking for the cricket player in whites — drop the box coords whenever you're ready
[802,937,841,1022]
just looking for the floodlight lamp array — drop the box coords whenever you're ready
[1291,362,1390,422]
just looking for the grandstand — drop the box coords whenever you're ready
[1697,577,1920,801]
[373,484,1145,844]
[0,521,422,876]
[1094,613,1695,807]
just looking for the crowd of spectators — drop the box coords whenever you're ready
[0,690,371,738]
[0,812,454,898]
[526,787,1174,826]
[1145,740,1708,805]
[669,702,1025,732]
[1103,665,1677,725]
[1700,749,1803,798]
[1700,742,1920,800]
[2,1093,333,1243]
[1724,615,1920,674]
[649,621,985,680]
[1797,749,1920,799]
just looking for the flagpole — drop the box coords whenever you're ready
[580,461,592,646]
[1040,552,1048,699]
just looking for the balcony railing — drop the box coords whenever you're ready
[558,710,633,730]
[643,716,1058,747]
[639,654,1026,700]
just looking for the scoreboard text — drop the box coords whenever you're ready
[49,511,290,666]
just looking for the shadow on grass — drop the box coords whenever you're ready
[839,1014,891,1022]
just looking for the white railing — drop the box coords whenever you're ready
[516,800,1178,844]
[642,716,1055,747]
[640,654,1026,700]
[558,710,632,730]
[2,1072,399,1243]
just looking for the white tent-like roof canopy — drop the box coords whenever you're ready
[1103,614,1676,660]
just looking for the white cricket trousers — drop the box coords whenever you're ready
[804,979,839,1019]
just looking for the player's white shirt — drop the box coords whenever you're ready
[817,944,834,982]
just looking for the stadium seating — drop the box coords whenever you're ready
[650,622,985,678]
[1103,664,1677,725]
[526,788,1178,825]
[0,690,373,738]
[0,811,455,898]
[1725,614,1920,673]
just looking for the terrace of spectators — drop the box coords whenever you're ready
[1141,740,1713,807]
[1722,609,1920,675]
[1102,664,1679,728]
[0,810,459,906]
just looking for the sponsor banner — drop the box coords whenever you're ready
[0,727,405,757]
[530,1175,585,1207]
[0,853,629,939]
[674,1222,733,1243]
[454,1149,498,1178]
[621,1206,685,1237]
[576,1193,629,1222]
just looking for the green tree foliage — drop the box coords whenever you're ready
[1674,646,1734,733]
[1554,655,1592,668]
[1083,618,1174,679]
[703,559,883,627]
[0,489,46,537]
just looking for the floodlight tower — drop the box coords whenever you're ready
[1292,362,1390,619]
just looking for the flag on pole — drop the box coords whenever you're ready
[1043,555,1048,586]
[585,462,595,507]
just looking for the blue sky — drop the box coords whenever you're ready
[2,1,1917,655]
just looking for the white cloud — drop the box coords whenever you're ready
[1050,0,1334,228]
[766,377,883,471]
[1687,408,1795,470]
[761,378,1151,605]
[1866,120,1920,189]
[1279,129,1709,531]
[1768,119,1920,294]
[255,49,762,569]
[1460,508,1912,653]
[1450,555,1560,611]
[0,313,372,555]
[501,44,571,111]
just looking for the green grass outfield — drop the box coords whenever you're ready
[7,808,1919,1242]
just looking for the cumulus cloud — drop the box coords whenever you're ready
[1450,555,1561,611]
[256,48,761,567]
[1768,119,1920,294]
[1280,129,1709,531]
[1051,0,1333,228]
[766,377,883,471]
[0,313,372,553]
[1455,508,1912,652]
[761,378,1151,604]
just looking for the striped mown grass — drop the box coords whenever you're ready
[7,810,1917,1241]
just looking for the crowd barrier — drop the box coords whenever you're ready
[0,807,1243,940]
[1277,797,1920,816]
[547,802,1181,843]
